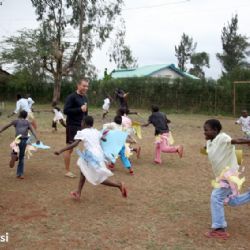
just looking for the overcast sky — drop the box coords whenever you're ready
[0,0,249,79]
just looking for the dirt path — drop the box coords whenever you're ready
[1,109,250,249]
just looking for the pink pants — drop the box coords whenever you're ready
[155,133,178,163]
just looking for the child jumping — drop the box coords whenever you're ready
[235,110,250,138]
[203,119,250,239]
[143,105,183,164]
[0,110,40,179]
[52,106,66,131]
[54,115,127,200]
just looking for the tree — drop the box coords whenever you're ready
[109,30,137,69]
[27,0,124,104]
[175,33,197,71]
[189,52,210,79]
[216,14,250,75]
[0,29,44,78]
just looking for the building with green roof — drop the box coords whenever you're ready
[111,64,200,80]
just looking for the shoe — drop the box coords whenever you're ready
[129,168,134,175]
[65,172,76,178]
[204,229,230,240]
[16,176,24,179]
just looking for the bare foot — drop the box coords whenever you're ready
[119,182,128,198]
[136,146,141,159]
[70,191,80,200]
[129,168,134,176]
[177,145,184,158]
[9,154,18,168]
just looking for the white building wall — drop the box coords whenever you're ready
[150,68,183,79]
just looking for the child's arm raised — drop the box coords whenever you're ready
[231,138,250,144]
[54,140,81,155]
[0,121,14,133]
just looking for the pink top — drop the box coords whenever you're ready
[122,115,132,129]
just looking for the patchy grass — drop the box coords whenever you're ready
[0,104,250,249]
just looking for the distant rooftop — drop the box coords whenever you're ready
[111,64,200,80]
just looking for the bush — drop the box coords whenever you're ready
[2,73,250,115]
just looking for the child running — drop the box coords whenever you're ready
[52,106,66,131]
[117,108,141,158]
[203,119,250,239]
[235,110,250,138]
[8,94,37,130]
[0,110,40,179]
[54,115,127,200]
[142,105,183,164]
[102,96,111,120]
[103,115,134,175]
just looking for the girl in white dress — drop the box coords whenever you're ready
[52,106,66,131]
[54,116,127,200]
[102,96,111,120]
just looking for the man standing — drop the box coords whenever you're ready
[63,79,89,178]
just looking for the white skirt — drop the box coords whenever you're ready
[77,150,113,185]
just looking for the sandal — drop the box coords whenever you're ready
[70,191,80,200]
[65,172,76,178]
[204,230,230,240]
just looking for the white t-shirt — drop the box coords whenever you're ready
[102,98,110,111]
[14,98,31,114]
[74,128,104,161]
[27,97,35,109]
[53,109,65,122]
[206,132,238,177]
[236,116,250,132]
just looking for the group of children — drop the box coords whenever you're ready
[3,92,250,240]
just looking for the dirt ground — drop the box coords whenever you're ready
[1,106,250,250]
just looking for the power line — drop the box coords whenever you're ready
[123,0,190,11]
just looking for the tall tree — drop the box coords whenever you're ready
[216,14,250,75]
[28,0,124,103]
[189,52,210,79]
[109,30,137,69]
[175,33,197,71]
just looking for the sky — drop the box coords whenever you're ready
[0,0,249,79]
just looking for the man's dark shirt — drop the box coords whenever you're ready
[64,92,88,126]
